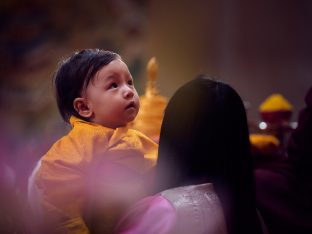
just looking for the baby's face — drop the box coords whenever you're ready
[84,59,140,129]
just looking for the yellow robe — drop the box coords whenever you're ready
[29,116,158,234]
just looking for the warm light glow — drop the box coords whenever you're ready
[290,122,298,129]
[259,122,267,130]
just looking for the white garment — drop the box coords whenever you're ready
[115,183,228,234]
[160,183,227,234]
[116,183,269,234]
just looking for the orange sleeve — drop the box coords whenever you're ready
[31,131,97,234]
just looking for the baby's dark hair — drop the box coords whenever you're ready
[53,49,121,123]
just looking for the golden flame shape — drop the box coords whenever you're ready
[132,57,167,142]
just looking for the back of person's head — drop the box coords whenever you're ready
[157,75,261,234]
[54,49,120,123]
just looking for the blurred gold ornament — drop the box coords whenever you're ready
[259,94,293,124]
[132,57,167,142]
[250,133,280,156]
[250,134,280,147]
[146,57,158,97]
[259,94,293,112]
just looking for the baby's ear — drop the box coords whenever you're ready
[73,97,93,118]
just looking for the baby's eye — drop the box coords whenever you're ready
[127,80,133,86]
[109,83,118,89]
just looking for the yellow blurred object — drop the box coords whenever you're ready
[259,94,293,124]
[250,134,280,147]
[132,57,168,142]
[250,133,280,156]
[259,94,293,112]
[146,57,158,97]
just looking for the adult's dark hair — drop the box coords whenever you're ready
[53,49,120,123]
[157,75,262,234]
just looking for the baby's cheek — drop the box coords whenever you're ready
[136,96,141,109]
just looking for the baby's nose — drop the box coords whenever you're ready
[123,86,134,99]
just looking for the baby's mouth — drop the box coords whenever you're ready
[125,101,136,110]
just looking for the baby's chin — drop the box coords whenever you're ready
[127,112,138,123]
[117,113,138,128]
[126,107,139,119]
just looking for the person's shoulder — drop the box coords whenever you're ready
[160,183,224,220]
[127,128,149,137]
[125,129,158,160]
[40,123,111,165]
[41,134,69,158]
[126,129,158,147]
[160,183,227,234]
[38,133,79,165]
[160,183,217,203]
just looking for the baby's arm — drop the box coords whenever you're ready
[31,158,89,234]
